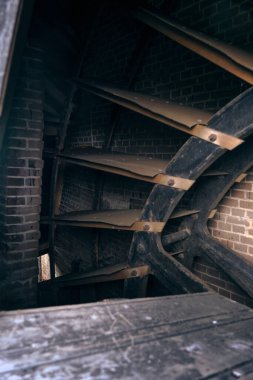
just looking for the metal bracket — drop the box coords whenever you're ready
[132,221,165,232]
[153,174,194,190]
[192,125,243,150]
[235,173,247,183]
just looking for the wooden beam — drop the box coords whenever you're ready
[60,148,194,190]
[134,7,253,84]
[75,79,243,150]
[40,263,150,288]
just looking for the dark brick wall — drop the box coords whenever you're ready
[0,44,44,310]
[51,0,253,304]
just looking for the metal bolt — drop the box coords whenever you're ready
[232,370,242,378]
[137,242,146,254]
[131,270,138,277]
[208,133,217,142]
[168,178,175,186]
[143,224,150,231]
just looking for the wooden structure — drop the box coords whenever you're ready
[134,7,253,84]
[1,292,253,379]
[2,2,253,378]
[0,0,34,150]
[39,3,253,304]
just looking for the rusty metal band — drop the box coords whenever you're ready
[235,173,247,183]
[132,221,165,232]
[208,209,217,219]
[192,124,243,150]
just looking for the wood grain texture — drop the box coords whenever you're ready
[0,293,253,379]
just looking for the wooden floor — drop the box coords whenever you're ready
[1,292,253,379]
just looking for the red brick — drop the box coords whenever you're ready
[233,182,252,191]
[230,190,245,199]
[240,200,253,209]
[220,197,239,207]
[217,206,230,215]
[217,221,231,231]
[233,242,248,253]
[232,225,245,234]
[240,235,253,246]
[213,229,239,241]
[231,208,245,217]
[227,216,249,226]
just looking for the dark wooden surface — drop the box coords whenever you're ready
[1,292,253,379]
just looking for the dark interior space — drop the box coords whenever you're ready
[1,0,253,377]
[0,0,253,309]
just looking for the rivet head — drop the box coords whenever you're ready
[208,133,217,142]
[131,270,138,277]
[232,370,242,379]
[168,178,175,186]
[143,224,150,231]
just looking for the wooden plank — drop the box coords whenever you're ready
[135,7,253,84]
[52,208,199,232]
[54,209,164,232]
[77,81,212,129]
[76,79,243,150]
[40,263,150,288]
[60,148,194,190]
[0,293,252,379]
[182,138,253,297]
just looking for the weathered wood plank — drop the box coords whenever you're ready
[60,148,194,190]
[0,293,252,379]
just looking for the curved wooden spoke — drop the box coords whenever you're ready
[196,234,253,298]
[126,232,209,294]
[174,137,253,297]
[143,87,253,222]
[127,88,253,294]
[135,7,253,84]
[190,137,253,223]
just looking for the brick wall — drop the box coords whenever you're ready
[208,170,253,259]
[190,167,253,306]
[46,0,253,304]
[0,44,44,310]
[193,256,253,308]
